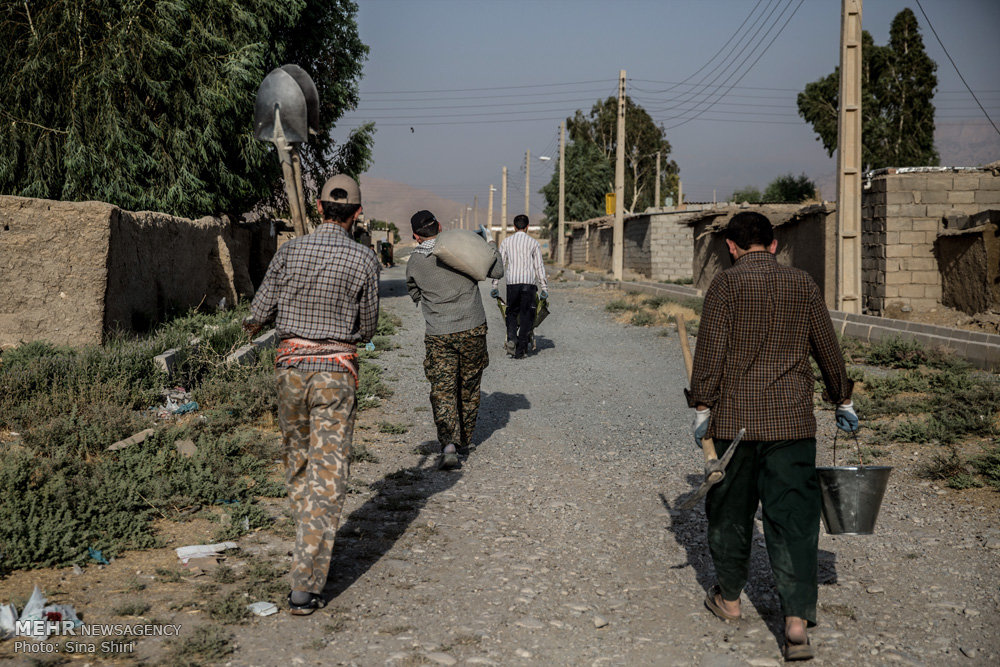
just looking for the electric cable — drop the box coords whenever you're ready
[914,0,1000,138]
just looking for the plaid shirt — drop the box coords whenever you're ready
[249,223,380,368]
[687,251,853,440]
[494,230,547,289]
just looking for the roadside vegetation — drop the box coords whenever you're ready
[605,289,1000,492]
[0,304,401,574]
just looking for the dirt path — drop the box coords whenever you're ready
[225,266,998,666]
[4,264,995,666]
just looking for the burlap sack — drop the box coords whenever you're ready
[431,229,500,281]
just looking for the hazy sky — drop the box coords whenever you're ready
[337,0,1000,218]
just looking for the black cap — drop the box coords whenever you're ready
[410,210,438,235]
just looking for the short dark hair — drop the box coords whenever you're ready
[321,201,361,223]
[725,211,773,250]
[513,214,529,230]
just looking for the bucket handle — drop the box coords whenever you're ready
[833,427,866,468]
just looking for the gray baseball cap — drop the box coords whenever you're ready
[320,174,361,204]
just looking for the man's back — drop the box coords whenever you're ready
[499,230,545,287]
[406,248,488,336]
[253,224,380,342]
[691,251,849,441]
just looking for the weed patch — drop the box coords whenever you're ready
[165,625,233,665]
[379,421,409,435]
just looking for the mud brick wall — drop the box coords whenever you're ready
[0,196,276,348]
[862,169,1000,315]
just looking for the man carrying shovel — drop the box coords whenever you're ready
[685,212,858,661]
[244,174,380,615]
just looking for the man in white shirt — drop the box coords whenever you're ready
[490,215,547,359]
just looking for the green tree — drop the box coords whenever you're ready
[541,141,613,231]
[763,173,817,203]
[0,0,373,218]
[797,8,937,170]
[730,186,762,203]
[564,97,679,213]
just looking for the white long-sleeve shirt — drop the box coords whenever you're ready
[494,230,547,290]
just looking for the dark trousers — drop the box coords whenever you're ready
[505,283,537,355]
[705,437,820,624]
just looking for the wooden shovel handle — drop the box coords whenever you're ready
[676,315,723,480]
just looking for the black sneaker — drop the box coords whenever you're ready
[288,592,327,616]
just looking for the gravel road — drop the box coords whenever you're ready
[229,263,1000,666]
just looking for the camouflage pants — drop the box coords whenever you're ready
[423,324,489,448]
[276,368,356,594]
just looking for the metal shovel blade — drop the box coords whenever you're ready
[254,68,309,144]
[678,427,745,510]
[281,64,320,136]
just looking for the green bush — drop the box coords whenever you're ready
[630,312,655,326]
[606,299,638,313]
[971,444,1000,489]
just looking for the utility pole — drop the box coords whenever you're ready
[524,149,530,217]
[558,120,566,266]
[613,69,626,281]
[655,152,661,209]
[678,180,683,207]
[487,185,495,238]
[836,0,863,313]
[473,195,479,230]
[501,166,508,241]
[459,208,464,230]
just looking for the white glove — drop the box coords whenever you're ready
[692,408,710,449]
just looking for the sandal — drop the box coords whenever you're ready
[287,592,327,616]
[703,585,741,622]
[783,636,814,661]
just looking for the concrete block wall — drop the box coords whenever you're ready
[862,168,1000,315]
[650,216,694,281]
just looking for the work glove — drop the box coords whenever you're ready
[540,290,548,300]
[691,408,710,449]
[490,288,499,299]
[242,316,262,337]
[835,401,859,432]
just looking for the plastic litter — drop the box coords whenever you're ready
[175,542,239,564]
[173,401,199,415]
[88,547,110,565]
[247,601,278,617]
[364,341,376,353]
[0,603,17,639]
[8,586,82,637]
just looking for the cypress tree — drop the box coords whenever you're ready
[797,8,938,170]
[0,1,372,218]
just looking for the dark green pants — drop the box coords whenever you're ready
[705,437,820,624]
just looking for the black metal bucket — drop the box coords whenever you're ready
[816,465,892,535]
[816,428,892,535]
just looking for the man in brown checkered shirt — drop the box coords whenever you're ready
[245,174,380,615]
[687,211,858,661]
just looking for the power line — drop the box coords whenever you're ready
[914,0,1000,139]
[360,79,608,95]
[662,0,805,130]
[648,0,789,116]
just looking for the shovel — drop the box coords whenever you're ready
[253,65,320,237]
[675,315,744,510]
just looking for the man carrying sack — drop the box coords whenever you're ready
[490,214,547,359]
[244,174,380,615]
[406,210,503,469]
[686,212,858,661]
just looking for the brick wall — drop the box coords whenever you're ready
[862,168,1000,315]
